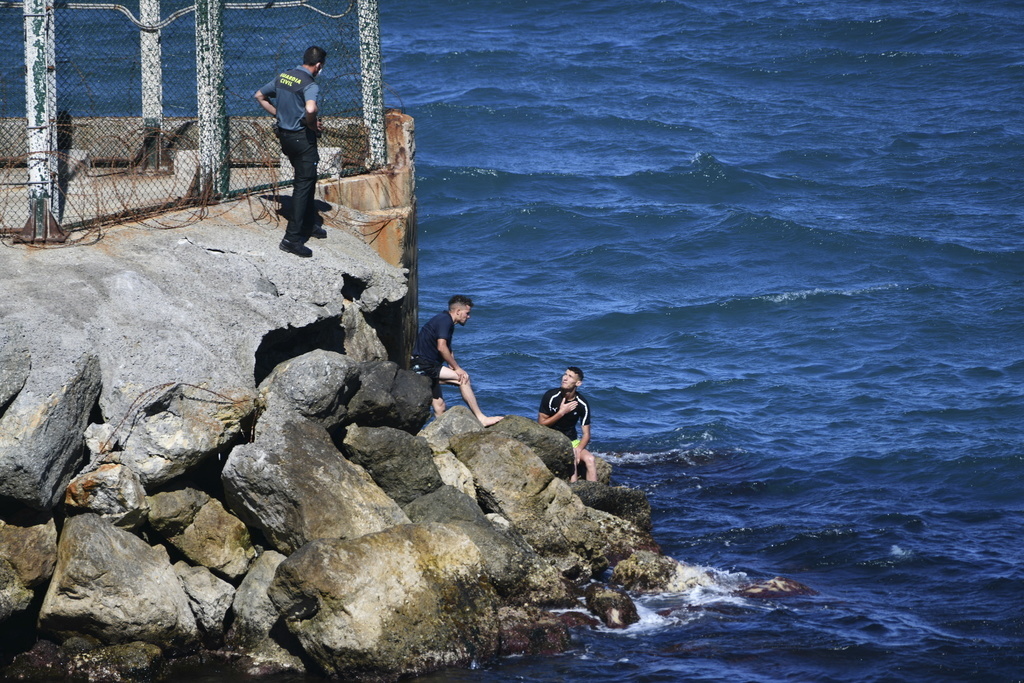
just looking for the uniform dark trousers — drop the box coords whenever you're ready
[278,128,319,244]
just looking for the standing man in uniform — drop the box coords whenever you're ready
[255,46,328,258]
[411,295,503,427]
[538,366,595,482]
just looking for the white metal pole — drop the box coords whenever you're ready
[195,0,228,196]
[357,0,386,170]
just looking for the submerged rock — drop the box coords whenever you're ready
[584,583,640,629]
[496,606,572,656]
[610,550,714,593]
[737,576,817,598]
[268,523,501,680]
[69,641,164,682]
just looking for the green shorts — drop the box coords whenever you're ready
[571,439,581,448]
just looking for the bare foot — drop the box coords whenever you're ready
[478,415,504,427]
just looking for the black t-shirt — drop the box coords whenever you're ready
[412,311,454,365]
[539,388,591,441]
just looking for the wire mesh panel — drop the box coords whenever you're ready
[0,0,379,236]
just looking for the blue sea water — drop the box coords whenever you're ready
[380,1,1024,681]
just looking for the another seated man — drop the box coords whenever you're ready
[411,295,502,427]
[538,366,595,482]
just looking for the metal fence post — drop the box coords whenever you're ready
[357,0,386,169]
[20,0,65,242]
[195,0,229,196]
[140,0,166,170]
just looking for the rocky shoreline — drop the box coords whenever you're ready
[1,199,810,682]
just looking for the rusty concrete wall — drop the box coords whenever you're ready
[321,110,417,367]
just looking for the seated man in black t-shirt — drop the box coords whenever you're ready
[538,366,595,482]
[410,295,502,426]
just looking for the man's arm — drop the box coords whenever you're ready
[576,423,591,451]
[254,89,276,116]
[537,395,578,427]
[304,98,322,134]
[436,339,467,383]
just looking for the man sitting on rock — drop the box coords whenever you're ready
[411,295,502,426]
[538,366,595,482]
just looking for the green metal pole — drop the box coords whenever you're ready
[357,0,386,170]
[195,0,229,197]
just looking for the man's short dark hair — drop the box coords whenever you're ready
[567,366,584,381]
[304,46,327,66]
[448,295,473,310]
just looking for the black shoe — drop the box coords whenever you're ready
[279,239,312,257]
[310,226,328,239]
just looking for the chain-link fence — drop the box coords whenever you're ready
[0,0,384,242]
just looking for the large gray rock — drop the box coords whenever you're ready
[449,431,658,581]
[418,405,484,453]
[342,425,444,506]
[344,361,431,433]
[268,523,501,680]
[173,562,235,643]
[258,349,359,432]
[491,415,613,483]
[226,550,306,675]
[0,350,100,510]
[38,514,199,649]
[148,486,256,581]
[0,322,29,414]
[64,463,149,530]
[404,487,575,607]
[117,382,256,488]
[222,406,409,555]
[341,303,388,362]
[0,509,58,587]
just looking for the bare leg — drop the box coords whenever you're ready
[572,448,597,482]
[438,367,502,426]
[431,396,447,418]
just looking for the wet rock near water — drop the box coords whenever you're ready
[737,576,818,598]
[268,524,502,680]
[584,583,640,629]
[611,550,715,594]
